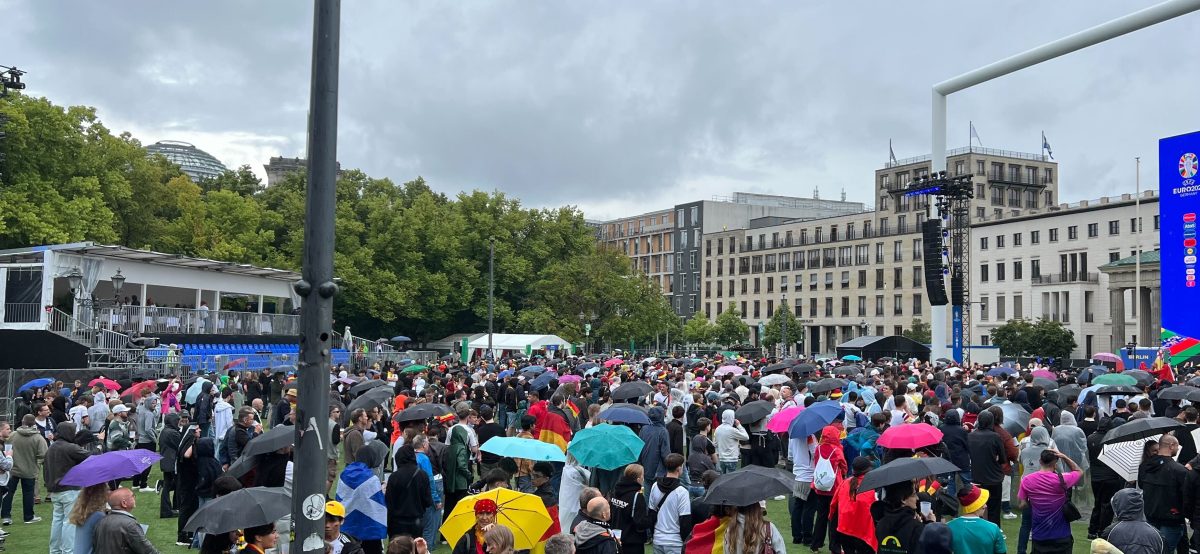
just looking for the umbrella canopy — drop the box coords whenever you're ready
[350,379,388,396]
[986,367,1017,377]
[759,374,792,387]
[735,400,775,425]
[998,403,1031,437]
[523,365,548,375]
[762,362,791,375]
[120,380,159,400]
[857,457,961,491]
[567,423,644,470]
[1077,365,1109,384]
[833,365,863,377]
[701,466,795,506]
[1157,385,1200,402]
[1093,352,1123,364]
[497,369,515,379]
[788,400,843,438]
[343,387,395,424]
[714,365,744,376]
[577,362,598,371]
[394,403,453,423]
[841,355,862,362]
[89,378,121,391]
[401,364,431,374]
[598,405,651,425]
[390,335,411,342]
[1097,385,1141,396]
[603,358,624,369]
[1093,373,1138,387]
[1099,437,1159,481]
[184,487,290,533]
[611,381,654,401]
[243,424,295,458]
[185,378,211,404]
[480,436,566,462]
[1123,370,1156,387]
[1103,417,1186,445]
[530,371,558,391]
[878,423,943,450]
[808,378,848,395]
[1031,370,1056,379]
[793,363,817,375]
[440,488,552,551]
[1053,384,1084,404]
[558,375,582,384]
[1032,378,1059,391]
[766,406,805,433]
[16,378,54,393]
[222,358,247,371]
[59,449,162,487]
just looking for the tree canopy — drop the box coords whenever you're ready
[989,318,1076,360]
[0,93,679,345]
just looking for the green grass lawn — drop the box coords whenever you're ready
[7,466,1094,554]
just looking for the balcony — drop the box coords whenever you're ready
[988,171,1048,189]
[1031,272,1099,286]
[94,305,301,336]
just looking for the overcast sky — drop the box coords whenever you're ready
[3,1,1195,220]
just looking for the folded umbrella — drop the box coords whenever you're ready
[857,456,961,491]
[735,400,775,425]
[59,449,162,487]
[440,488,551,551]
[701,466,794,506]
[184,487,290,533]
[808,378,848,395]
[611,381,654,401]
[766,406,804,433]
[759,374,792,387]
[567,423,644,470]
[393,403,453,423]
[480,436,565,462]
[350,379,388,396]
[788,400,842,438]
[343,387,395,424]
[878,423,943,450]
[16,378,54,394]
[1103,417,1185,445]
[598,405,651,425]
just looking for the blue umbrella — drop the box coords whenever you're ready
[787,400,843,438]
[390,336,411,342]
[531,371,558,391]
[577,362,598,371]
[598,405,651,425]
[523,365,547,375]
[498,369,514,379]
[480,437,566,462]
[582,366,602,376]
[16,378,54,394]
[987,366,1017,377]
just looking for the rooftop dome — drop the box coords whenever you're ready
[145,140,228,182]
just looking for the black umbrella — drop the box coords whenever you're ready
[1032,378,1059,391]
[242,424,295,458]
[1103,417,1186,445]
[735,400,775,424]
[857,456,961,491]
[612,381,654,401]
[935,357,953,364]
[1123,370,1156,387]
[808,378,848,395]
[1097,385,1141,396]
[1077,365,1109,384]
[1053,384,1083,404]
[688,360,706,369]
[700,466,794,506]
[350,379,387,396]
[343,387,395,424]
[735,375,756,387]
[393,403,453,423]
[998,403,1031,437]
[762,362,791,375]
[833,365,863,377]
[793,363,817,375]
[1158,385,1200,402]
[184,487,290,533]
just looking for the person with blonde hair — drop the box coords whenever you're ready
[484,524,515,554]
[70,483,110,554]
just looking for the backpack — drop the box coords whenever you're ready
[813,448,837,492]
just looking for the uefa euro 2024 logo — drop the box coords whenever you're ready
[1182,152,1199,179]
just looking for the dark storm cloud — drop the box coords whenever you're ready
[3,1,1196,218]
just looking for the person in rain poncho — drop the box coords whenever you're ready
[558,453,591,534]
[1051,412,1089,472]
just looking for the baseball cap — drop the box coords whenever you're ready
[112,404,130,414]
[325,500,346,518]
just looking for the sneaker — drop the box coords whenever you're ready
[1002,511,1018,520]
[773,495,786,501]
[176,541,191,547]
[2,519,9,525]
[138,487,156,493]
[155,480,163,494]
[24,516,41,524]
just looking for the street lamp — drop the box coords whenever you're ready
[859,319,869,337]
[66,267,126,335]
[781,291,788,358]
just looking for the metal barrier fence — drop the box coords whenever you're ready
[2,303,40,323]
[0,367,150,422]
[96,305,300,336]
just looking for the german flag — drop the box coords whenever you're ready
[685,516,730,554]
[528,400,572,452]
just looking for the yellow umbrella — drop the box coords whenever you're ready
[439,488,552,550]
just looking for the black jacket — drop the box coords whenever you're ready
[159,413,183,473]
[44,422,89,493]
[386,445,432,537]
[938,412,971,472]
[966,428,1006,486]
[194,438,222,498]
[872,503,925,554]
[610,477,653,546]
[667,419,685,456]
[1139,454,1189,525]
[1087,423,1123,484]
[451,530,479,554]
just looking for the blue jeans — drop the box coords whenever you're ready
[50,489,80,554]
[1156,523,1186,554]
[719,461,739,474]
[423,504,443,551]
[497,405,508,429]
[1017,505,1032,554]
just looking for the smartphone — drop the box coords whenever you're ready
[920,501,932,516]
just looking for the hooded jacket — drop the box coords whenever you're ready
[812,425,847,496]
[938,410,971,472]
[194,437,222,498]
[687,434,717,478]
[1051,412,1089,471]
[385,445,432,533]
[1019,427,1054,475]
[44,422,89,492]
[1139,452,1189,525]
[10,424,47,480]
[159,413,183,473]
[872,502,925,554]
[1103,488,1163,554]
[575,517,620,554]
[966,411,1006,486]
[444,423,472,493]
[136,395,159,445]
[714,410,749,463]
[609,476,653,546]
[638,407,672,479]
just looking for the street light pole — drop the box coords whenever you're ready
[781,291,787,358]
[488,237,494,360]
[293,1,339,551]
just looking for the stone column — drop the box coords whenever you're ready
[1111,287,1126,353]
[1150,286,1162,346]
[1139,287,1153,346]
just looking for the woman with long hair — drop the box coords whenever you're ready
[483,524,515,554]
[830,457,877,554]
[721,503,786,554]
[70,483,110,554]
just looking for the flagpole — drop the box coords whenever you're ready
[1135,156,1142,353]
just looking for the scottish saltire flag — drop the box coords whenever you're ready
[336,462,388,540]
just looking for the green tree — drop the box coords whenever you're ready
[682,315,716,345]
[1028,319,1077,360]
[713,307,750,347]
[762,304,799,350]
[901,318,931,344]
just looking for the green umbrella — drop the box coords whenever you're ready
[1093,373,1138,386]
[567,423,644,470]
[402,364,430,374]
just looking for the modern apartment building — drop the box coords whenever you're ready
[594,209,678,294]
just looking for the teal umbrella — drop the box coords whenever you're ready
[480,437,565,462]
[567,423,644,470]
[841,354,862,361]
[1093,373,1137,387]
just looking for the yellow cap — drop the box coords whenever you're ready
[325,500,346,518]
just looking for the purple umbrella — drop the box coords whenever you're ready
[60,449,162,487]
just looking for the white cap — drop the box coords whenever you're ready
[112,404,130,414]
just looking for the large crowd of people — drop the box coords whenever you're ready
[5,351,1198,554]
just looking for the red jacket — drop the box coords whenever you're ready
[830,475,877,550]
[812,425,848,496]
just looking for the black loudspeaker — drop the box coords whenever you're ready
[922,220,949,306]
[951,272,965,306]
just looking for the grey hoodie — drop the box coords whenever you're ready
[1019,426,1054,475]
[136,395,159,445]
[714,409,748,463]
[1104,488,1163,554]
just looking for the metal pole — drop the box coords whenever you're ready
[488,237,494,359]
[293,1,339,551]
[781,293,787,358]
[1135,157,1141,350]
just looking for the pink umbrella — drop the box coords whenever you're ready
[558,375,582,384]
[1093,352,1125,369]
[1031,370,1056,379]
[603,358,624,369]
[878,423,943,449]
[767,406,805,433]
[714,365,744,376]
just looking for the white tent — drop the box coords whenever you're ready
[466,333,573,360]
[428,333,485,352]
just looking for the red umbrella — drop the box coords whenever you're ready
[223,357,248,371]
[89,378,121,391]
[120,380,158,399]
[877,423,943,449]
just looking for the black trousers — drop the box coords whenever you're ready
[443,490,468,524]
[160,472,178,517]
[1031,537,1073,554]
[982,482,1003,527]
[133,440,156,487]
[809,493,834,550]
[838,533,874,554]
[177,484,199,542]
[1089,480,1121,536]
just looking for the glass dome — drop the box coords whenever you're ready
[145,140,228,182]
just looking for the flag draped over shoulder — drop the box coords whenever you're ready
[528,400,572,452]
[336,462,388,540]
[686,516,731,554]
[1151,347,1176,383]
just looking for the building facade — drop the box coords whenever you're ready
[594,208,677,294]
[264,156,343,187]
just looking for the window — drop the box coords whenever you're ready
[875,243,884,263]
[766,277,774,293]
[1131,218,1141,233]
[980,264,989,282]
[753,301,760,319]
[893,267,903,289]
[705,240,711,256]
[766,299,773,316]
[824,272,834,290]
[858,296,867,317]
[1031,259,1041,279]
[741,279,747,294]
[980,237,988,250]
[1049,228,1059,242]
[1013,233,1022,247]
[1108,220,1120,235]
[705,281,711,298]
[690,252,696,270]
[690,206,699,226]
[809,273,818,291]
[980,296,989,321]
[825,298,833,317]
[729,237,736,253]
[838,246,852,266]
[841,297,850,317]
[955,160,964,175]
[875,268,885,289]
[976,184,985,198]
[913,267,922,287]
[912,239,922,260]
[794,251,805,270]
[1068,225,1078,240]
[997,295,1006,321]
[1109,252,1121,263]
[765,254,777,272]
[705,260,711,277]
[809,298,817,317]
[996,234,1005,248]
[823,248,836,268]
[875,295,884,316]
[1013,295,1023,320]
[676,209,684,228]
[841,271,850,289]
[716,239,723,255]
[996,262,1005,281]
[893,294,903,315]
[1031,230,1040,244]
[753,278,761,293]
[1155,215,1161,230]
[976,160,985,175]
[893,241,903,262]
[912,294,923,315]
[855,245,869,265]
[680,230,688,249]
[716,280,723,297]
[1013,261,1023,280]
[858,270,867,288]
[1087,223,1098,238]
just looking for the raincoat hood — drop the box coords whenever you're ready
[820,425,841,445]
[1113,488,1147,522]
[394,444,417,467]
[195,437,216,458]
[55,422,77,443]
[1060,411,1078,427]
[975,410,995,431]
[690,436,710,455]
[648,406,666,426]
[165,412,181,429]
[721,409,735,426]
[1029,426,1052,448]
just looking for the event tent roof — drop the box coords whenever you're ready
[467,333,571,351]
[835,335,931,362]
